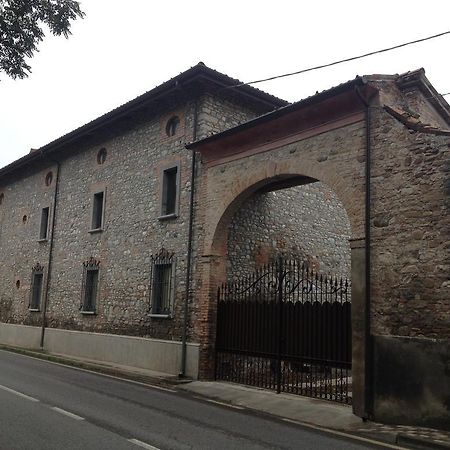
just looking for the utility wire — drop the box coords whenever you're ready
[228,30,450,88]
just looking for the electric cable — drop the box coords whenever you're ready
[227,30,450,88]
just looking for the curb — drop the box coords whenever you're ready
[0,344,191,388]
[397,434,450,450]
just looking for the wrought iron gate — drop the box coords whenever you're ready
[215,258,351,403]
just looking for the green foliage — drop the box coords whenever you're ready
[0,0,85,79]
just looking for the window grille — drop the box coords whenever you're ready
[29,263,44,310]
[150,249,174,315]
[81,257,100,313]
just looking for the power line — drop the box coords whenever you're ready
[229,30,450,88]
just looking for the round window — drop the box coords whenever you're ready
[45,171,53,186]
[97,148,107,165]
[166,116,180,137]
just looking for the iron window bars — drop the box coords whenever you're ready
[29,263,44,311]
[81,257,100,313]
[149,249,174,316]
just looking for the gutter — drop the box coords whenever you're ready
[355,85,373,419]
[180,100,199,377]
[40,159,61,349]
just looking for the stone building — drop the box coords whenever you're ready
[0,63,288,376]
[186,68,450,429]
[1,64,449,429]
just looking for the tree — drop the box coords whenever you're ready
[0,0,84,79]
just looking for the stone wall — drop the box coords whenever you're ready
[190,76,450,427]
[227,182,351,280]
[369,108,450,339]
[0,161,57,327]
[0,86,275,344]
[196,92,268,140]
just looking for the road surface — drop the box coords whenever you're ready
[0,349,387,450]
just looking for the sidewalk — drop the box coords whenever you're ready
[2,344,450,449]
[179,381,450,449]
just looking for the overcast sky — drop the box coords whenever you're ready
[1,0,449,169]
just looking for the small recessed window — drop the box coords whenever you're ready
[0,193,4,205]
[91,191,105,231]
[29,263,44,311]
[45,171,53,187]
[22,215,27,224]
[16,279,20,289]
[39,207,50,240]
[150,249,174,316]
[97,148,107,165]
[81,257,100,314]
[166,116,180,137]
[160,166,179,217]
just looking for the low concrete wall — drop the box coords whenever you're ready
[373,335,450,430]
[0,323,41,349]
[0,323,200,379]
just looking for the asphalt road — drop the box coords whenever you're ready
[0,350,384,450]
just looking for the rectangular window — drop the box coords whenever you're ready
[39,207,49,240]
[160,165,179,217]
[30,267,44,311]
[150,250,174,316]
[82,268,99,313]
[81,258,100,313]
[91,191,104,230]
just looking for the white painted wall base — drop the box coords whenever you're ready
[0,323,199,379]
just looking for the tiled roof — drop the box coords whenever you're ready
[0,62,288,178]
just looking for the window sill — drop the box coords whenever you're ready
[149,313,171,319]
[158,213,178,221]
[28,308,40,312]
[88,228,103,234]
[80,310,96,315]
[37,238,48,243]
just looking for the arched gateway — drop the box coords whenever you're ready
[187,69,450,428]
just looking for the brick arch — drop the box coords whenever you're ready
[195,155,365,380]
[207,158,361,260]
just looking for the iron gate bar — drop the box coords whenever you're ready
[215,257,351,404]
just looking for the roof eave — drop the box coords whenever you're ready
[186,76,367,150]
[0,63,288,180]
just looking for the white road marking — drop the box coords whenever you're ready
[0,384,39,402]
[282,418,409,449]
[128,438,161,450]
[204,398,245,410]
[51,406,84,421]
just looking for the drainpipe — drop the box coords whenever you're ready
[40,159,61,349]
[355,85,373,419]
[180,100,199,377]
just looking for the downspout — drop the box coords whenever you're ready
[40,159,61,349]
[180,100,199,377]
[355,85,373,419]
